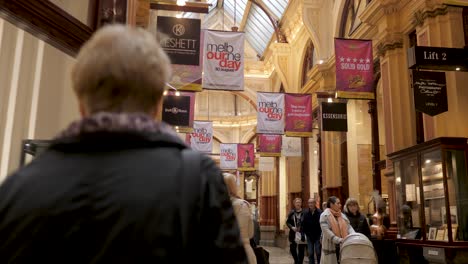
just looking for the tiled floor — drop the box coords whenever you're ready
[262,246,294,264]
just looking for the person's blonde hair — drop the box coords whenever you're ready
[223,172,238,198]
[344,197,360,214]
[72,24,172,114]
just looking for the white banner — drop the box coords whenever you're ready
[190,121,213,153]
[259,157,275,171]
[257,92,285,134]
[220,143,238,170]
[281,136,302,157]
[202,30,244,91]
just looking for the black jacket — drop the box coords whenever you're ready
[0,130,246,263]
[302,207,322,240]
[345,212,371,239]
[286,209,304,242]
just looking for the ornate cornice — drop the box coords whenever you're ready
[376,40,403,57]
[412,4,448,27]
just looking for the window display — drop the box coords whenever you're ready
[390,137,468,243]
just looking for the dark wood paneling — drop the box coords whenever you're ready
[260,196,278,226]
[0,0,93,57]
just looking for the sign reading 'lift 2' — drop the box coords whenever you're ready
[407,46,468,71]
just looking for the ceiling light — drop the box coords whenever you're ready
[327,98,333,103]
[175,91,181,96]
[456,67,461,71]
[425,159,431,164]
[318,59,324,64]
[176,0,186,6]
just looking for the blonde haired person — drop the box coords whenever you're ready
[319,196,355,264]
[224,173,257,264]
[0,25,247,263]
[286,197,306,264]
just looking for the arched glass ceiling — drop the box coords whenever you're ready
[262,0,288,19]
[206,0,289,58]
[245,4,274,56]
[223,0,248,25]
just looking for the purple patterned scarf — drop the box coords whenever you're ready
[56,112,178,139]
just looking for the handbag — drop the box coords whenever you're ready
[293,214,307,244]
[295,231,307,244]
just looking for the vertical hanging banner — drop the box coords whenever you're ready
[257,92,285,134]
[188,121,213,153]
[335,38,374,99]
[157,16,202,91]
[162,91,195,133]
[237,143,255,171]
[202,30,244,91]
[285,94,313,137]
[258,134,282,157]
[321,102,348,132]
[220,143,238,170]
[281,136,302,157]
[411,70,448,116]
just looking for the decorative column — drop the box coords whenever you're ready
[271,43,293,93]
[414,5,468,139]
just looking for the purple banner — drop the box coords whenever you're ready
[285,94,313,137]
[258,134,282,157]
[335,38,374,99]
[237,143,255,171]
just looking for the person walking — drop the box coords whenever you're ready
[0,25,246,263]
[344,198,371,239]
[286,198,306,264]
[224,173,257,264]
[302,198,322,264]
[320,196,355,264]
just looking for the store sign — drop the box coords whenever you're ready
[237,143,255,171]
[407,46,468,71]
[411,70,448,116]
[202,30,244,91]
[335,38,374,99]
[257,92,285,134]
[188,121,213,153]
[157,16,201,66]
[321,102,348,132]
[162,91,195,132]
[220,144,238,170]
[258,134,282,157]
[285,93,313,137]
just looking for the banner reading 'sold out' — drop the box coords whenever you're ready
[162,91,195,133]
[285,94,313,137]
[158,16,203,91]
[202,30,244,91]
[220,144,238,170]
[237,143,255,171]
[257,92,285,134]
[258,134,282,157]
[335,38,374,99]
[188,121,213,153]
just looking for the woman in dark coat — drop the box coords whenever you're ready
[344,198,371,239]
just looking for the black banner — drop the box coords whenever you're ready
[321,102,348,132]
[157,16,201,66]
[162,95,191,127]
[407,46,468,71]
[412,70,448,116]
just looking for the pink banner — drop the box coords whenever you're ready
[237,143,255,171]
[335,38,374,99]
[258,134,282,157]
[285,94,313,137]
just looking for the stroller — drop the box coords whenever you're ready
[340,233,377,264]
